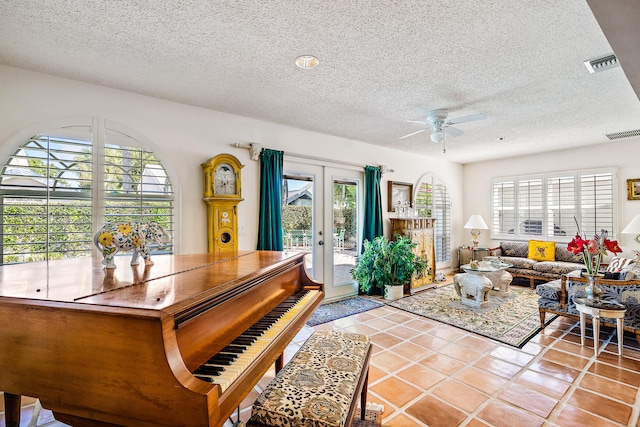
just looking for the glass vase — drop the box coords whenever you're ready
[584,273,603,301]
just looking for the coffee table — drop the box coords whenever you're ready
[454,263,513,308]
[574,297,626,356]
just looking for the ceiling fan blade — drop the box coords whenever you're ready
[407,120,429,125]
[444,126,464,137]
[447,113,487,125]
[398,129,427,140]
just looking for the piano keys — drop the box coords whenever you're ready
[0,251,323,427]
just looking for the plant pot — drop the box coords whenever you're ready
[384,285,404,300]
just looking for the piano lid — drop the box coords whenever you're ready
[0,251,307,310]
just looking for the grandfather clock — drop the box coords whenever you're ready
[202,154,244,253]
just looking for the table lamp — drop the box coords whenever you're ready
[622,214,640,244]
[464,214,489,248]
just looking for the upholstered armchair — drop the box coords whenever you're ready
[538,272,640,343]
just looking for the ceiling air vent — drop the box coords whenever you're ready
[606,129,640,140]
[584,53,619,73]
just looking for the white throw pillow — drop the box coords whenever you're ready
[606,257,635,272]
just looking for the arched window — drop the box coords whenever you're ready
[0,122,174,265]
[414,173,451,263]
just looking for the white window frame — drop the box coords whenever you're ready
[414,173,451,264]
[0,118,175,265]
[491,167,617,242]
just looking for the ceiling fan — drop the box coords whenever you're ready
[399,109,487,143]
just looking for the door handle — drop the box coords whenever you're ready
[318,240,324,245]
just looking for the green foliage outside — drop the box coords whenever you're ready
[1,200,172,264]
[282,205,312,231]
[1,139,173,265]
[281,182,357,248]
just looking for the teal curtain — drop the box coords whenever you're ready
[362,165,383,250]
[257,149,284,250]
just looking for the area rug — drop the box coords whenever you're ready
[353,403,384,427]
[306,297,385,326]
[386,284,556,348]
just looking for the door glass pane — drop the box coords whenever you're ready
[333,179,358,286]
[282,175,314,276]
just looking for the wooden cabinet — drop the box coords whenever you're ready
[390,217,436,294]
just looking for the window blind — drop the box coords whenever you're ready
[491,180,515,235]
[491,167,616,241]
[0,124,174,265]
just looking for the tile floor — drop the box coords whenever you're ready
[3,287,640,427]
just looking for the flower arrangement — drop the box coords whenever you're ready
[567,229,622,275]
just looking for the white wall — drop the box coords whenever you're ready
[0,64,463,267]
[463,140,640,259]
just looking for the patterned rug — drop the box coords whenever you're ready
[306,297,385,326]
[352,403,384,427]
[386,284,556,348]
[353,407,383,427]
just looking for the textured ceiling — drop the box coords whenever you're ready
[1,0,639,164]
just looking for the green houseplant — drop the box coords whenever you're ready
[351,234,428,299]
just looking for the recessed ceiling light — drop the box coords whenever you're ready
[295,55,320,69]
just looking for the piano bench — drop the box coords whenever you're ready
[249,330,372,427]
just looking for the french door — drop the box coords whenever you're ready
[282,161,363,301]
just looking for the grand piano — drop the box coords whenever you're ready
[0,251,323,427]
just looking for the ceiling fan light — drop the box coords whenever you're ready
[431,131,445,143]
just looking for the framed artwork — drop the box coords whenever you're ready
[628,179,640,201]
[388,181,413,212]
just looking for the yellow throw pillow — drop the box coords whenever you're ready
[528,240,555,261]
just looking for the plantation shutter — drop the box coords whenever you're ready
[0,122,174,265]
[547,174,575,237]
[492,168,616,241]
[517,178,544,237]
[0,128,93,264]
[433,181,451,262]
[415,174,451,263]
[579,171,615,237]
[103,132,173,254]
[491,180,516,237]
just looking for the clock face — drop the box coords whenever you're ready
[214,163,236,195]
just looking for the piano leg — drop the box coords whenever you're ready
[275,352,285,373]
[3,392,21,427]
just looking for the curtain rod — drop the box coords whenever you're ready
[231,142,394,174]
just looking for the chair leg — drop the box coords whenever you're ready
[360,370,369,420]
[539,309,546,329]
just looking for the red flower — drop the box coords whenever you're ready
[567,234,585,254]
[605,239,622,254]
[587,240,599,255]
[567,229,623,275]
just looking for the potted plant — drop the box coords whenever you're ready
[351,235,428,300]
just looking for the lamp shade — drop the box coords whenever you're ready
[464,215,489,230]
[622,214,640,234]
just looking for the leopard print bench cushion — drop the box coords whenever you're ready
[251,330,370,427]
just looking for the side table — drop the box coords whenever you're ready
[458,246,490,271]
[574,297,626,356]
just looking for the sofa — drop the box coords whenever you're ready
[537,270,640,343]
[484,241,584,287]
